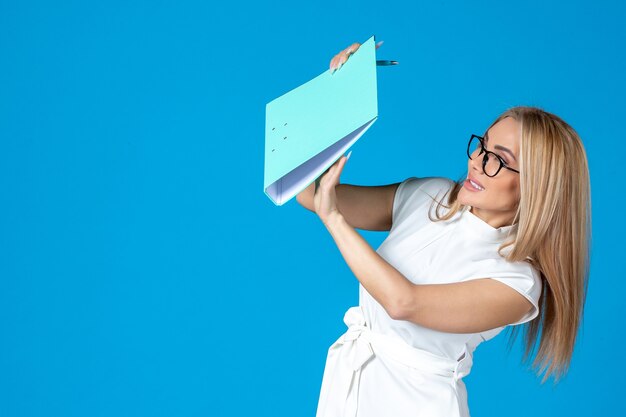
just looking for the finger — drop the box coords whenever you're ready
[332,157,347,184]
[321,158,341,184]
[338,44,360,68]
[320,162,334,180]
[336,52,350,69]
[331,53,345,71]
[375,40,384,49]
[337,54,348,68]
[333,53,348,70]
[330,55,340,70]
[345,42,361,55]
[331,43,360,71]
[330,51,343,70]
[338,154,348,172]
[331,156,347,181]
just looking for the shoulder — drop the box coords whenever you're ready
[460,256,543,322]
[392,176,456,226]
[395,176,456,202]
[462,257,543,300]
[491,260,544,325]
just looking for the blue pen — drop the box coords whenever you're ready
[376,60,399,66]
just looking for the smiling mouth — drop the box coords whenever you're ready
[466,178,485,191]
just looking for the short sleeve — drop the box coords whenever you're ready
[490,267,543,326]
[462,261,543,326]
[391,176,455,229]
[391,177,421,226]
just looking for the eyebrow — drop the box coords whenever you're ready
[484,132,517,162]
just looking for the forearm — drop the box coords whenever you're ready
[323,211,414,318]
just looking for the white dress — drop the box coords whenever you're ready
[315,177,543,417]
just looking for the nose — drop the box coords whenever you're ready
[469,154,484,175]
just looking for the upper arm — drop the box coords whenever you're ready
[394,278,535,333]
[335,182,402,231]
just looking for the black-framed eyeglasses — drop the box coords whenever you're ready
[467,134,520,177]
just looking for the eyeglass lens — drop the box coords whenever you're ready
[468,136,502,177]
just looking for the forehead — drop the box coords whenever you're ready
[486,117,520,154]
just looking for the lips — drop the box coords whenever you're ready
[468,175,483,188]
[467,175,485,191]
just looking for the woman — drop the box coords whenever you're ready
[296,41,591,417]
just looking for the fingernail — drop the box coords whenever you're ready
[376,40,384,48]
[346,150,352,160]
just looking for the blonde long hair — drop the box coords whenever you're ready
[431,106,591,384]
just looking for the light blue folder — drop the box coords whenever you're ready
[264,34,379,206]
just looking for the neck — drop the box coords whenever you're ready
[469,206,515,229]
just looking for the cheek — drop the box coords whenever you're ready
[501,179,520,206]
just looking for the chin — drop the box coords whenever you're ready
[456,189,472,206]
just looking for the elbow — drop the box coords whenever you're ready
[387,303,410,321]
[386,286,419,321]
[386,297,415,320]
[296,194,315,212]
[387,305,404,321]
[295,194,307,209]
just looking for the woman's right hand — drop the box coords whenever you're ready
[329,40,384,72]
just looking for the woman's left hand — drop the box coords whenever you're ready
[314,153,350,226]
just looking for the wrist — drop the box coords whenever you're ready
[323,210,345,229]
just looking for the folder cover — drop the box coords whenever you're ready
[264,34,379,206]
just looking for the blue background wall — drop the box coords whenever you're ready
[1,1,623,416]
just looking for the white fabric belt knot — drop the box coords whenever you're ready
[316,306,474,417]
